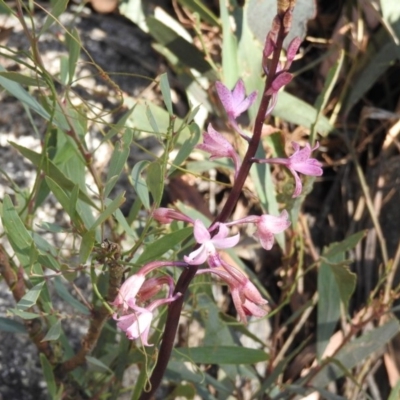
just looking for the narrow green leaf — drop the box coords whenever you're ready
[219,0,238,86]
[53,276,90,315]
[312,319,400,387]
[65,27,81,84]
[168,123,200,176]
[160,73,173,115]
[0,317,27,333]
[131,160,150,210]
[146,162,163,205]
[10,309,41,320]
[105,129,133,197]
[90,192,126,230]
[0,71,45,86]
[11,143,97,208]
[172,346,268,364]
[317,232,363,359]
[42,320,62,341]
[146,17,217,80]
[136,227,193,264]
[79,229,96,265]
[310,50,344,143]
[1,195,33,267]
[40,0,68,35]
[274,91,334,136]
[388,379,400,400]
[146,105,160,134]
[176,0,219,26]
[17,281,45,311]
[86,356,113,373]
[0,65,52,124]
[40,354,57,399]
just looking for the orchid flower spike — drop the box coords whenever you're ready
[255,142,323,197]
[196,124,241,176]
[216,79,257,120]
[184,220,240,266]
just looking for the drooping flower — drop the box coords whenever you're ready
[197,261,268,324]
[215,79,257,120]
[111,273,146,312]
[254,142,323,197]
[114,295,181,346]
[114,304,153,345]
[153,208,194,225]
[184,220,240,266]
[254,210,291,250]
[196,124,241,175]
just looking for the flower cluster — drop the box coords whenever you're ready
[112,17,323,345]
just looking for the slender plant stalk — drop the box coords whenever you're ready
[138,7,291,399]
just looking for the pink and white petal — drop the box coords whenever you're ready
[231,289,248,324]
[255,230,275,250]
[213,232,240,249]
[193,220,210,243]
[243,280,268,305]
[289,168,303,197]
[294,161,323,176]
[216,81,234,114]
[184,245,208,265]
[242,299,268,318]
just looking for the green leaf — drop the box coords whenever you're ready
[1,195,33,267]
[136,227,193,264]
[219,0,238,86]
[65,27,81,84]
[0,317,27,333]
[39,0,68,35]
[274,91,334,136]
[53,276,90,315]
[159,73,173,115]
[0,65,54,125]
[172,346,268,364]
[131,160,150,210]
[42,320,62,341]
[388,378,400,400]
[11,143,97,208]
[146,104,160,134]
[17,281,45,311]
[146,161,163,206]
[0,71,45,86]
[169,123,201,176]
[317,232,364,359]
[40,354,57,399]
[105,129,133,197]
[310,50,344,143]
[90,192,126,230]
[146,17,217,80]
[86,356,113,373]
[79,229,96,264]
[312,319,400,387]
[176,0,219,26]
[10,309,41,320]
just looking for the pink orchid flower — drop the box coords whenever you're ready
[153,207,194,225]
[184,220,240,266]
[114,295,180,346]
[254,210,291,250]
[215,79,257,120]
[197,262,268,324]
[255,142,323,197]
[196,124,241,175]
[114,304,154,345]
[111,273,146,312]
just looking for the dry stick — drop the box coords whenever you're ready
[138,8,291,400]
